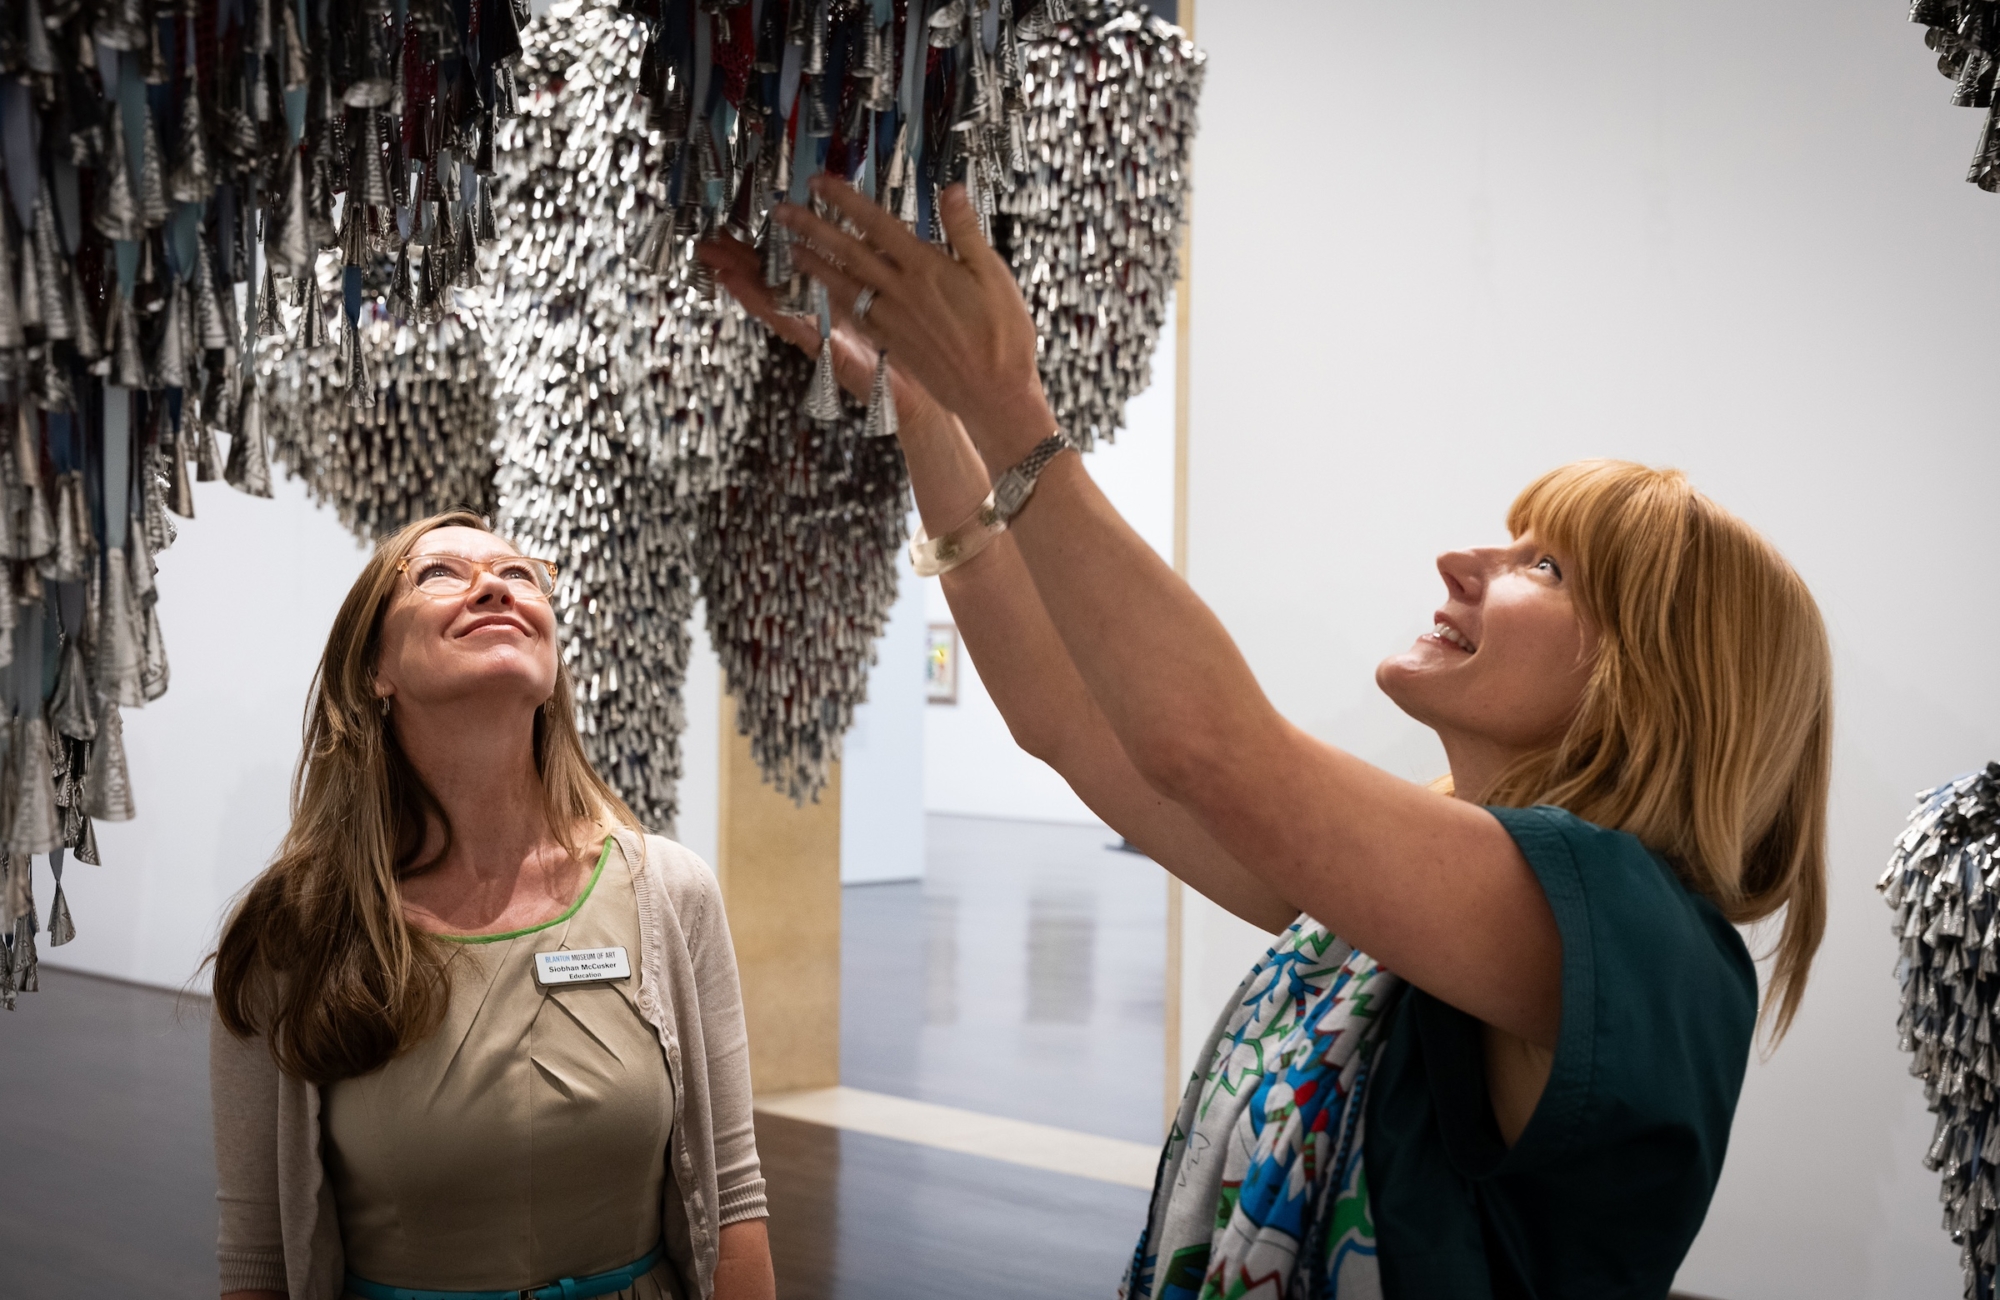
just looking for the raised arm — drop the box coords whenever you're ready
[763,179,1564,1048]
[701,241,1295,932]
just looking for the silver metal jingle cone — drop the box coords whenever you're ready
[152,276,187,389]
[193,239,228,349]
[11,914,37,994]
[804,338,842,421]
[167,426,195,517]
[93,121,141,243]
[69,269,101,360]
[195,417,225,482]
[68,473,97,564]
[453,210,479,286]
[51,636,97,742]
[138,103,171,227]
[303,267,331,347]
[168,89,214,204]
[48,477,84,581]
[10,718,60,857]
[93,551,146,709]
[864,351,898,437]
[360,111,391,210]
[47,882,74,947]
[281,0,311,88]
[340,312,376,408]
[387,245,415,318]
[110,294,147,388]
[476,176,498,243]
[140,599,168,701]
[340,200,370,266]
[0,210,22,351]
[23,482,55,562]
[257,257,284,337]
[32,186,74,340]
[15,401,41,488]
[273,149,311,275]
[224,381,275,496]
[761,220,794,287]
[15,214,39,335]
[83,701,136,822]
[127,519,156,600]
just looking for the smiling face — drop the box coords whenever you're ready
[1375,531,1597,787]
[371,526,559,716]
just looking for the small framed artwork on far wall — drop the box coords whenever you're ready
[926,623,959,705]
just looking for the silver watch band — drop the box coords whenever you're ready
[991,432,1074,522]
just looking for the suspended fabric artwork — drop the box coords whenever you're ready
[1881,764,2000,1298]
[1908,0,2000,193]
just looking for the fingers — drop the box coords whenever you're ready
[772,201,907,293]
[805,174,936,269]
[702,240,823,353]
[936,184,1008,278]
[790,244,886,337]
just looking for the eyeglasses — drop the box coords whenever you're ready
[396,553,559,599]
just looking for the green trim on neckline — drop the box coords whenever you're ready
[437,837,615,945]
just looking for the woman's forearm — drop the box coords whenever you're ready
[714,1219,776,1300]
[899,409,1293,927]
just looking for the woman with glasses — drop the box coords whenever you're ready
[207,510,774,1300]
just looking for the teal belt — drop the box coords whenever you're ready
[344,1241,666,1300]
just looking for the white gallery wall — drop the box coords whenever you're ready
[921,306,1178,825]
[1183,0,1984,1295]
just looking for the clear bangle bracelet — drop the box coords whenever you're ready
[910,492,1007,577]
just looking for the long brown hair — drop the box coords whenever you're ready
[211,510,640,1083]
[1484,461,1830,1041]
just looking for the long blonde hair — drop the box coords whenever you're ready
[212,510,640,1083]
[1486,461,1830,1041]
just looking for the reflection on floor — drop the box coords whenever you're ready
[842,813,1169,1145]
[0,967,216,1294]
[760,1112,1148,1300]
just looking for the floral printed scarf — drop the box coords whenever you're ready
[1123,918,1404,1300]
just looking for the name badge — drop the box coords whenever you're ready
[535,946,632,986]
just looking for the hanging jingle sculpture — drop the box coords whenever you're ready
[585,0,1200,807]
[1883,766,2000,1298]
[486,0,769,831]
[0,0,528,1002]
[1909,1,2000,193]
[693,345,908,805]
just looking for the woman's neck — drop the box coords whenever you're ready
[1439,734,1524,806]
[394,696,560,880]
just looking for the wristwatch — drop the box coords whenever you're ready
[990,431,1076,523]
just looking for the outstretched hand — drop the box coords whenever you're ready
[763,178,1055,469]
[698,233,945,430]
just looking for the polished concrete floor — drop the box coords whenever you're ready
[842,814,1168,1145]
[1,814,1160,1297]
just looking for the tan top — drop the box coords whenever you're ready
[213,831,765,1300]
[324,840,680,1297]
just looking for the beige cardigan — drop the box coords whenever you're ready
[210,831,768,1299]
